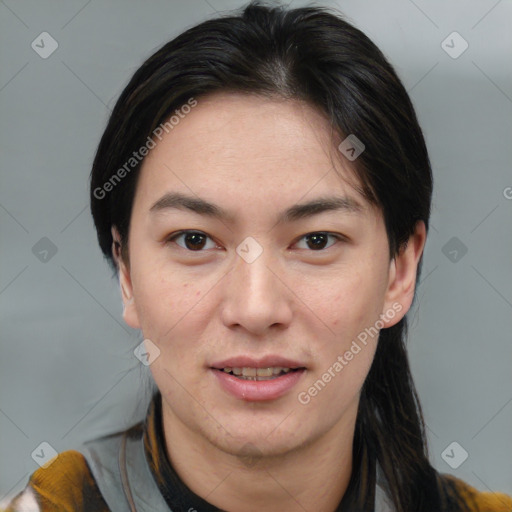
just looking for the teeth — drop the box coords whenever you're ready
[221,366,295,380]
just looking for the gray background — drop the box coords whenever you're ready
[1,0,511,503]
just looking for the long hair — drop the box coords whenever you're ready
[90,2,466,510]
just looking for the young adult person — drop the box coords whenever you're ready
[4,2,511,511]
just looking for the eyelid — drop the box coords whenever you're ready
[166,230,219,250]
[292,232,346,250]
[165,230,347,252]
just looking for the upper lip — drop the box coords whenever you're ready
[210,355,306,369]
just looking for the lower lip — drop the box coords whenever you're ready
[211,369,305,401]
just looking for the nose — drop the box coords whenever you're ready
[220,248,293,336]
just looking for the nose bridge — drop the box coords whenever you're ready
[221,242,292,333]
[234,245,277,305]
[237,249,273,294]
[233,235,275,291]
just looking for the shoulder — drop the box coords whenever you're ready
[439,473,512,512]
[2,450,109,512]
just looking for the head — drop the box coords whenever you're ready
[90,3,449,511]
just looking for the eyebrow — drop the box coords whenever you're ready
[149,192,363,223]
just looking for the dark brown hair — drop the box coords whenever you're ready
[90,2,466,510]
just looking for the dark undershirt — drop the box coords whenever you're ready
[143,392,375,512]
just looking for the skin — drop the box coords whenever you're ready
[112,92,426,512]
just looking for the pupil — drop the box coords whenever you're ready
[185,233,206,250]
[306,233,327,250]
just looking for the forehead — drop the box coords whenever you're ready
[136,92,372,213]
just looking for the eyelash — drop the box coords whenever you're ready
[165,230,345,252]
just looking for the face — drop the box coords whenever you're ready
[115,92,424,459]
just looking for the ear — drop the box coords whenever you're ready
[111,226,141,330]
[381,221,427,328]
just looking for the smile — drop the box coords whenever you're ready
[211,367,306,401]
[220,367,299,380]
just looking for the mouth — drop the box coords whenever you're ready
[210,358,307,401]
[215,366,304,381]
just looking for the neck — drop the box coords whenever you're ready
[161,401,358,512]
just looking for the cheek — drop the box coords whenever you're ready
[303,279,380,408]
[130,260,209,348]
[307,268,388,378]
[318,272,380,329]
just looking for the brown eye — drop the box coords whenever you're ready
[169,231,216,251]
[183,232,207,250]
[296,232,339,251]
[305,233,328,250]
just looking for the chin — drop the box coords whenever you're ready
[202,414,317,461]
[214,435,304,463]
